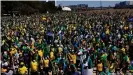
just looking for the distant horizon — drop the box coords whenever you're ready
[55,1,123,7]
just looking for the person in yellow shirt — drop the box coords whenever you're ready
[2,40,6,45]
[69,52,76,64]
[42,17,46,21]
[106,29,110,35]
[30,60,38,75]
[31,38,35,49]
[39,39,42,44]
[121,47,125,54]
[49,48,55,61]
[18,62,28,75]
[97,60,103,74]
[1,66,7,73]
[58,47,63,53]
[43,57,50,75]
[10,47,17,57]
[109,63,115,73]
[38,49,43,60]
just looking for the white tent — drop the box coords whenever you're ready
[62,7,71,11]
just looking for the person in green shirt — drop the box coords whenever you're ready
[33,51,39,62]
[123,54,130,64]
[99,71,106,75]
[100,52,108,73]
[128,64,133,73]
[88,56,93,68]
[51,61,59,75]
[22,45,29,53]
[14,37,19,45]
[101,52,108,68]
[105,68,111,75]
[3,51,9,61]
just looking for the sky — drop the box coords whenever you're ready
[56,1,122,7]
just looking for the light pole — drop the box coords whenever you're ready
[100,0,102,9]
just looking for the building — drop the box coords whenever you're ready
[68,4,88,11]
[115,1,133,7]
[129,1,133,5]
[119,1,129,6]
[69,5,78,8]
[77,4,88,8]
[69,4,88,8]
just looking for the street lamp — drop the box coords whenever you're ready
[100,0,102,9]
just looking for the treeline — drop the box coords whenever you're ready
[1,1,62,15]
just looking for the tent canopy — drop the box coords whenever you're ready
[62,7,71,11]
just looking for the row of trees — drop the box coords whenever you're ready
[1,1,62,15]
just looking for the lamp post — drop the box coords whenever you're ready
[100,0,102,9]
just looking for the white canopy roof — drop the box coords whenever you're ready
[62,7,71,11]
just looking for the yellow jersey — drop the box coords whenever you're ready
[97,63,103,72]
[31,42,35,49]
[2,40,5,45]
[42,17,46,20]
[121,48,125,53]
[58,47,63,53]
[73,27,76,30]
[43,59,49,67]
[10,48,17,56]
[70,54,76,64]
[68,53,76,64]
[110,63,115,72]
[38,50,43,58]
[50,51,55,60]
[18,66,27,75]
[106,29,110,35]
[31,61,38,72]
[51,48,54,52]
[39,39,42,44]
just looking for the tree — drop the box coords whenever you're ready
[1,1,57,15]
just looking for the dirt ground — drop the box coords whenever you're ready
[78,9,133,16]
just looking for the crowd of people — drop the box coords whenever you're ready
[1,9,133,75]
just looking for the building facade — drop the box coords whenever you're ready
[68,4,88,11]
[129,1,133,5]
[115,1,133,7]
[77,4,88,8]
